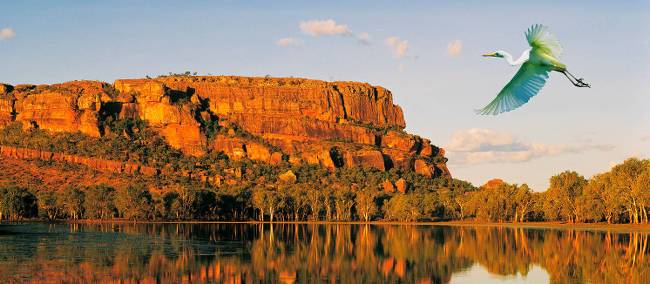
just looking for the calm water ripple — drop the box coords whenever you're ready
[0,223,648,283]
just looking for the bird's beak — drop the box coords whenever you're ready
[482,52,497,57]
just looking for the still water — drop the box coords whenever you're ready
[0,223,648,283]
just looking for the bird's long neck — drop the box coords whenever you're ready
[502,49,530,66]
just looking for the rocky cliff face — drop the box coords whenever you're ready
[0,76,450,178]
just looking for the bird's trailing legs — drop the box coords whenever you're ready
[561,70,590,88]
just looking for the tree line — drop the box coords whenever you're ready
[1,157,647,223]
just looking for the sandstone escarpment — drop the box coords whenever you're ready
[4,81,110,137]
[0,75,450,178]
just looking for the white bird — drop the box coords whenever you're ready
[477,24,590,115]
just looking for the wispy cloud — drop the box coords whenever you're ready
[0,28,15,40]
[447,40,462,57]
[299,19,350,36]
[445,128,614,165]
[385,36,409,58]
[357,32,371,45]
[276,37,298,47]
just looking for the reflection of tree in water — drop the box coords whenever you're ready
[0,224,648,283]
[456,227,650,283]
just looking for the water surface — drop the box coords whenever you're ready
[0,223,648,283]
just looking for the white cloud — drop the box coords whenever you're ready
[299,19,350,36]
[276,37,298,47]
[447,40,462,57]
[385,36,409,58]
[445,128,614,165]
[0,28,15,40]
[357,32,371,45]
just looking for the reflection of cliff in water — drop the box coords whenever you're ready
[0,223,648,283]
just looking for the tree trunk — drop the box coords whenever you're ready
[269,206,274,223]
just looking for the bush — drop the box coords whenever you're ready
[0,186,38,220]
[115,185,154,221]
[84,184,116,219]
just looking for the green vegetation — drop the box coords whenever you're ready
[459,158,650,224]
[0,120,647,224]
[0,186,38,220]
[157,71,199,78]
[0,158,647,223]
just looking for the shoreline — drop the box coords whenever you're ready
[6,219,650,232]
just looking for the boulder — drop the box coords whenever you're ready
[382,179,396,193]
[381,130,418,152]
[279,170,297,184]
[343,148,385,170]
[414,159,433,178]
[395,178,408,193]
[483,179,505,189]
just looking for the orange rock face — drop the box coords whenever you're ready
[414,159,433,178]
[155,76,405,127]
[395,178,408,193]
[0,76,451,178]
[0,84,15,127]
[483,178,505,189]
[382,179,396,193]
[11,81,107,137]
[210,134,278,163]
[343,148,386,171]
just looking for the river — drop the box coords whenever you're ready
[0,223,647,283]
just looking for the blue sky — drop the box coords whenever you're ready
[1,1,648,190]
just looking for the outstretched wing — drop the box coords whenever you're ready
[476,62,551,115]
[526,24,563,58]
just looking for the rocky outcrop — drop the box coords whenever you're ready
[114,79,206,156]
[211,134,283,164]
[0,84,15,126]
[382,179,396,193]
[482,179,505,189]
[0,146,157,176]
[9,81,109,137]
[0,75,451,178]
[155,76,405,128]
[395,178,408,193]
[0,145,247,186]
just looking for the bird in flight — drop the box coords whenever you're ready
[477,24,590,115]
